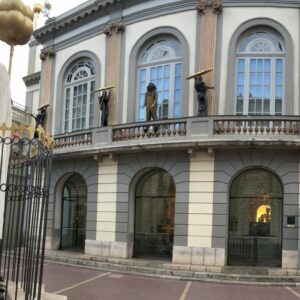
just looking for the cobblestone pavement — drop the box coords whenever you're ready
[43,262,300,300]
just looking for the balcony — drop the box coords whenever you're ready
[53,116,300,157]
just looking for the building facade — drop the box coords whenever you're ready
[25,0,300,269]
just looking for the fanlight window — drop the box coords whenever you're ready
[235,31,285,116]
[63,60,96,132]
[137,38,182,121]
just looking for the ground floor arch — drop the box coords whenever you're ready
[228,168,283,267]
[133,169,175,258]
[60,174,87,252]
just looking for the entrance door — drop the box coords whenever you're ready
[228,169,283,266]
[61,174,87,251]
[134,170,175,258]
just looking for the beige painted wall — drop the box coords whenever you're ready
[219,7,300,115]
[96,157,118,241]
[52,34,106,133]
[188,151,215,248]
[123,10,198,122]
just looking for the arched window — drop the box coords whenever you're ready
[235,30,284,116]
[228,169,283,266]
[137,37,182,121]
[63,59,96,132]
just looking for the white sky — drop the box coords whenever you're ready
[0,0,88,106]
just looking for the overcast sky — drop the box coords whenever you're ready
[0,0,88,106]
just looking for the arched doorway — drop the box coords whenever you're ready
[60,174,87,251]
[228,169,283,266]
[134,170,175,258]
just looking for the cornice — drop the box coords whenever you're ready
[33,0,299,46]
[23,72,41,87]
[223,0,300,7]
[33,0,147,44]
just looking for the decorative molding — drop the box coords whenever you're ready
[40,47,55,61]
[196,0,223,14]
[104,22,125,36]
[23,72,41,87]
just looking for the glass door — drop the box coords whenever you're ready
[134,170,175,258]
[228,169,283,267]
[61,175,87,251]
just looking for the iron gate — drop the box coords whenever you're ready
[0,128,53,299]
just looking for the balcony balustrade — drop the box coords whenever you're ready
[53,116,300,155]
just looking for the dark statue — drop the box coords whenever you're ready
[143,82,158,132]
[144,82,158,122]
[99,90,111,126]
[31,106,48,138]
[194,75,214,116]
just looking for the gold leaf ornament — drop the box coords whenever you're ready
[0,0,34,46]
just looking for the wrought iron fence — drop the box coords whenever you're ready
[0,130,53,299]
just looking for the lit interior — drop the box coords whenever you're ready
[256,205,271,222]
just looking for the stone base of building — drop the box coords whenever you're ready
[172,246,226,266]
[85,240,130,258]
[47,237,300,270]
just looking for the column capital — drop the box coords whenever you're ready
[196,0,223,15]
[104,22,125,37]
[40,47,55,61]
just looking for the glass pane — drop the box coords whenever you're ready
[237,86,244,97]
[173,103,180,117]
[256,86,262,97]
[276,74,282,85]
[263,99,270,114]
[150,67,156,81]
[249,99,255,112]
[264,59,271,72]
[140,69,146,81]
[157,66,163,79]
[175,77,181,89]
[275,86,282,98]
[257,59,263,72]
[175,64,181,76]
[249,73,256,85]
[275,99,282,113]
[238,59,245,72]
[250,59,256,72]
[238,73,244,85]
[276,59,283,72]
[264,73,270,85]
[236,99,243,113]
[157,80,163,92]
[264,87,270,98]
[257,73,263,83]
[256,99,262,113]
[165,65,171,77]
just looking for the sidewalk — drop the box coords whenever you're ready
[44,250,300,286]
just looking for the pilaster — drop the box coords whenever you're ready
[39,47,55,133]
[104,22,125,125]
[197,0,222,115]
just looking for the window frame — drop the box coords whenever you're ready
[136,37,183,122]
[63,60,96,133]
[234,31,285,116]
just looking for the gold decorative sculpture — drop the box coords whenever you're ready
[0,0,34,77]
[186,68,213,80]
